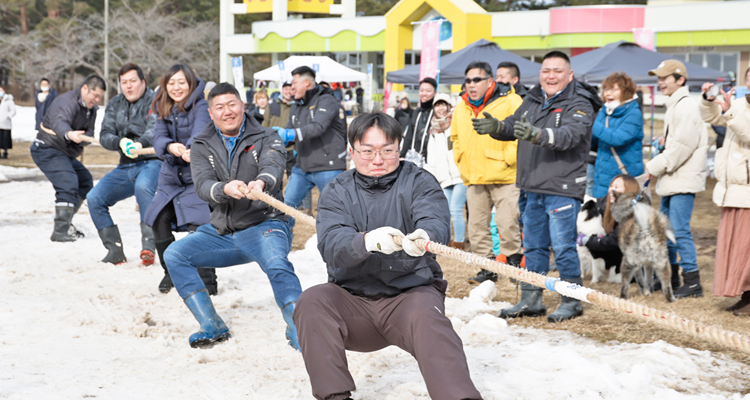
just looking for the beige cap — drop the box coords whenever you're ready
[649,59,688,79]
[433,93,452,107]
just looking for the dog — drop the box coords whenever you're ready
[610,191,677,302]
[577,196,620,283]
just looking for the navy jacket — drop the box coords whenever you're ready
[34,88,58,132]
[38,86,98,158]
[144,79,211,229]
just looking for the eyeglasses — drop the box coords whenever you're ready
[464,76,490,85]
[352,147,399,160]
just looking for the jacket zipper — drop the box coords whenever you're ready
[746,160,749,185]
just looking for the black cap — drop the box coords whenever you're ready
[282,81,292,88]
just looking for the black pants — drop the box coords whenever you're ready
[152,202,215,283]
[30,142,93,206]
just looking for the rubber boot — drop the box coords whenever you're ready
[547,277,584,323]
[281,301,300,351]
[50,204,77,242]
[140,222,155,266]
[507,254,523,268]
[184,289,231,348]
[498,282,546,319]
[68,198,85,239]
[674,270,703,298]
[155,236,175,293]
[726,291,750,312]
[199,268,218,296]
[670,264,681,289]
[98,225,127,264]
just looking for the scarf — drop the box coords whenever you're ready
[430,113,452,136]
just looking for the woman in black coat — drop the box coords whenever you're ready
[400,77,437,166]
[394,97,413,132]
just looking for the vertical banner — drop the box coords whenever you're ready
[633,28,656,51]
[277,60,286,82]
[383,82,393,113]
[419,21,442,82]
[232,57,246,102]
[365,63,373,112]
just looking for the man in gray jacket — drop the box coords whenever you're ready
[473,51,601,323]
[86,63,161,265]
[163,83,302,349]
[294,113,482,400]
[31,75,105,242]
[272,66,347,218]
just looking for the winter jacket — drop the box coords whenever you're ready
[489,79,601,200]
[394,106,413,132]
[425,115,462,188]
[400,100,434,160]
[591,100,644,198]
[452,83,522,185]
[286,85,347,172]
[0,94,16,130]
[700,95,750,208]
[262,100,292,129]
[316,162,451,298]
[645,86,708,197]
[38,85,98,158]
[98,88,158,165]
[143,79,211,229]
[34,88,58,132]
[191,112,288,235]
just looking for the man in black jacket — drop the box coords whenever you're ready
[473,51,601,323]
[272,66,347,217]
[400,77,437,165]
[86,63,161,265]
[31,75,105,242]
[163,83,302,349]
[294,113,482,400]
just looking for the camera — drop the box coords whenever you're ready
[706,84,720,98]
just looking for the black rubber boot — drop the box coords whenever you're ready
[200,268,218,296]
[670,264,681,289]
[67,198,85,239]
[469,268,498,283]
[155,236,175,293]
[726,291,750,312]
[498,282,546,319]
[547,277,584,323]
[98,225,127,264]
[51,204,77,242]
[507,254,524,268]
[674,270,703,298]
[140,222,156,265]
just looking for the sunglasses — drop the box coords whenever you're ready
[464,77,490,85]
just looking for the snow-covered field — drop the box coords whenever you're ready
[10,106,105,143]
[1,166,749,399]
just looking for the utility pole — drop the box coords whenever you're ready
[104,0,109,104]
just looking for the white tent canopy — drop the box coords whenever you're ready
[253,56,367,84]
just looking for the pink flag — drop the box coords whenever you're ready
[383,82,393,113]
[633,28,656,51]
[419,21,442,81]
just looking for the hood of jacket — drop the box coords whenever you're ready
[298,84,333,106]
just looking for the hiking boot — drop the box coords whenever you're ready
[674,270,703,298]
[469,268,497,284]
[547,277,584,323]
[159,273,174,294]
[98,225,127,265]
[498,282,546,319]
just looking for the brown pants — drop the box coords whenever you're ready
[294,282,482,400]
[466,183,522,258]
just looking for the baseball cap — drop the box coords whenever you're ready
[433,93,452,107]
[649,60,688,79]
[282,81,292,88]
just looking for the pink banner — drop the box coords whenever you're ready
[383,82,393,113]
[633,28,656,51]
[419,21,441,82]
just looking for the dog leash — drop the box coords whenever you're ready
[630,177,651,207]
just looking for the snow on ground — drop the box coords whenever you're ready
[10,106,105,142]
[1,171,749,399]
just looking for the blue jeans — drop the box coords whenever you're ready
[660,194,698,273]
[164,219,302,308]
[522,192,581,280]
[585,163,595,197]
[30,142,93,206]
[284,166,344,209]
[443,183,467,242]
[87,160,161,230]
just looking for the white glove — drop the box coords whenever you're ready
[364,227,404,255]
[119,138,141,159]
[402,228,429,257]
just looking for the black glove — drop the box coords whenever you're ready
[472,112,503,135]
[513,116,542,143]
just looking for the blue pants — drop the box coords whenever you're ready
[164,219,302,308]
[522,192,581,280]
[284,166,344,209]
[585,163,596,197]
[660,194,698,273]
[442,183,467,242]
[30,142,93,206]
[87,160,161,230]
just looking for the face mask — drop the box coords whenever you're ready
[41,86,50,92]
[0,92,5,98]
[496,82,512,94]
[605,100,620,114]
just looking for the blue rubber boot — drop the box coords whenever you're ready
[281,301,300,351]
[184,289,231,348]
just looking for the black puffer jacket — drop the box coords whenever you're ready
[400,98,434,159]
[316,162,450,298]
[38,85,98,158]
[286,85,347,172]
[98,88,158,164]
[191,112,288,235]
[490,79,602,200]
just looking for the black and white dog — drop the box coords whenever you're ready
[577,196,621,283]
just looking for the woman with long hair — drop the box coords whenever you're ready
[143,64,214,294]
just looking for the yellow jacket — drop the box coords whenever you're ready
[451,87,522,185]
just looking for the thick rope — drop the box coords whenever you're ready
[247,188,750,355]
